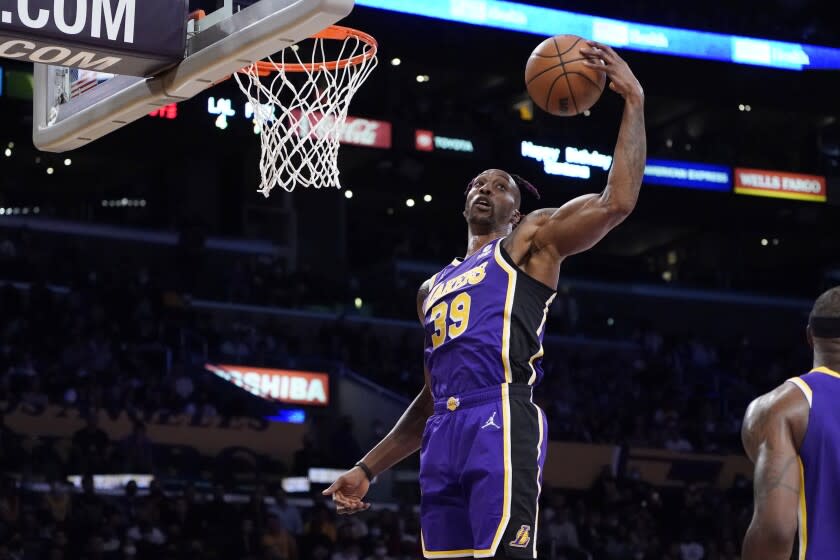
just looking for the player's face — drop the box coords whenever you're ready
[463,169,521,228]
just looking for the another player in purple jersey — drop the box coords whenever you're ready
[324,42,645,559]
[742,286,840,560]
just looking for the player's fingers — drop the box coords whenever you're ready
[582,60,607,69]
[331,492,357,508]
[584,42,616,63]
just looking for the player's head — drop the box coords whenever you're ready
[463,169,540,232]
[807,286,840,351]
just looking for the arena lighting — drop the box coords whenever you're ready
[3,148,10,157]
[406,198,416,207]
[308,468,349,484]
[344,190,354,199]
[424,194,433,202]
[46,167,54,175]
[391,57,402,65]
[355,0,840,70]
[67,474,154,491]
[265,409,307,424]
[64,158,71,166]
[761,238,769,246]
[354,297,363,309]
[281,477,311,493]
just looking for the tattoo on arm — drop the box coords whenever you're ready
[755,455,800,499]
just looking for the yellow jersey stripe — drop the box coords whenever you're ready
[787,378,813,408]
[798,457,807,560]
[476,383,513,557]
[812,366,840,379]
[532,403,544,559]
[527,293,557,385]
[420,532,474,558]
[494,242,517,384]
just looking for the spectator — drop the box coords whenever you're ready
[71,415,111,473]
[268,488,303,536]
[363,540,394,560]
[120,421,155,473]
[42,481,72,524]
[262,515,298,560]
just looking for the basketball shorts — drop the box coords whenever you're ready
[419,383,548,559]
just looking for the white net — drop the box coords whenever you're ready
[234,27,378,197]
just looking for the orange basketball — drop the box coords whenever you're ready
[525,34,606,117]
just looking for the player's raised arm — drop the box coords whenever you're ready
[529,41,645,259]
[741,383,809,560]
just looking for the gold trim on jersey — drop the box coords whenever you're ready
[527,293,557,385]
[798,457,807,560]
[494,241,517,384]
[532,403,545,559]
[812,366,840,379]
[475,383,513,558]
[421,531,474,558]
[787,377,813,408]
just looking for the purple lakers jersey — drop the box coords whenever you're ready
[423,237,556,398]
[788,366,840,560]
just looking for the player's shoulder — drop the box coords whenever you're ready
[418,274,438,297]
[744,381,808,425]
[742,381,810,454]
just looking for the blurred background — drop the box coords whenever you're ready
[1,0,839,558]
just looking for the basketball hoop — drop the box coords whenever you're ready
[233,25,378,197]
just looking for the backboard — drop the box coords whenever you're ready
[32,0,355,152]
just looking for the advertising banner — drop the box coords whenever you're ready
[644,159,731,191]
[735,167,826,202]
[206,364,330,406]
[0,0,187,76]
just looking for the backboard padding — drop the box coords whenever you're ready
[33,0,355,152]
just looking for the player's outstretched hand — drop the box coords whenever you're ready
[579,40,644,102]
[322,466,371,515]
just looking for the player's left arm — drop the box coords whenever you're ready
[529,41,645,259]
[741,383,809,560]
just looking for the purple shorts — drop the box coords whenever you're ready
[420,384,548,559]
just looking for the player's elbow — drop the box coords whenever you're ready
[743,522,796,560]
[602,199,634,225]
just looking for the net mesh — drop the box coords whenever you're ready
[234,28,378,197]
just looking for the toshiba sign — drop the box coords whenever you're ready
[734,168,826,202]
[205,364,329,406]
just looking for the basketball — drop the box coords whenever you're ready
[525,34,606,116]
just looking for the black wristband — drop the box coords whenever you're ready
[354,461,374,481]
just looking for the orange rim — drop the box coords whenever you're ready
[239,25,377,76]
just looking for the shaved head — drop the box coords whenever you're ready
[811,286,840,321]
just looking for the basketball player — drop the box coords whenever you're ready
[324,41,645,559]
[742,286,840,559]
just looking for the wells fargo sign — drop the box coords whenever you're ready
[734,167,827,202]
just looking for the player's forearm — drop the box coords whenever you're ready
[360,384,433,476]
[602,95,646,215]
[742,523,795,560]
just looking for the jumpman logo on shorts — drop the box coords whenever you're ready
[481,411,501,430]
